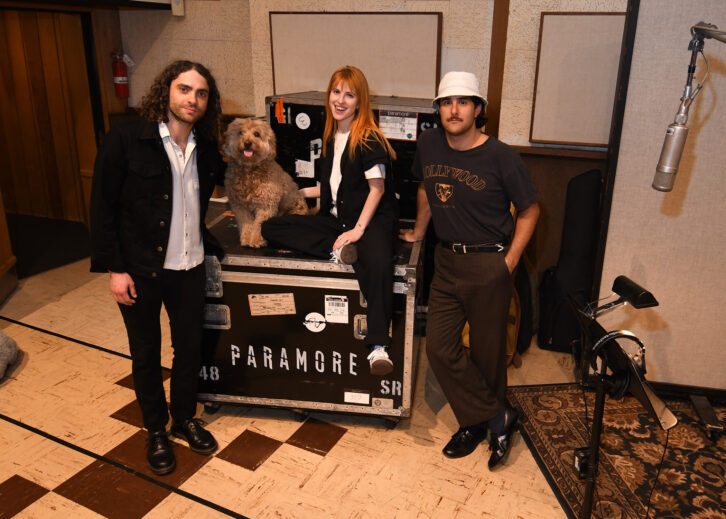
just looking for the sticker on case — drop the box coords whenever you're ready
[344,390,370,405]
[295,112,311,130]
[325,295,348,323]
[303,312,326,333]
[248,293,296,316]
[379,110,418,141]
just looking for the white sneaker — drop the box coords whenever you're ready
[330,243,358,264]
[367,348,393,376]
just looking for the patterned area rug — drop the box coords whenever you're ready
[507,383,726,519]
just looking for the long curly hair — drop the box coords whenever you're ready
[138,60,222,142]
[322,65,396,161]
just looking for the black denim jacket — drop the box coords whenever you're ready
[90,117,224,279]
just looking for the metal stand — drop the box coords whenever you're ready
[579,363,609,519]
[689,394,724,440]
[570,276,676,519]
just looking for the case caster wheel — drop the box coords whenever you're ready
[204,402,221,415]
[383,418,399,430]
[289,408,309,422]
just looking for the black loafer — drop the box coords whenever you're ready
[170,418,218,455]
[443,426,488,458]
[147,430,175,475]
[488,407,519,470]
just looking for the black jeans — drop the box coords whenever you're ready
[262,213,395,347]
[425,244,513,427]
[118,264,205,431]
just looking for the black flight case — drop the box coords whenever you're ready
[199,209,423,421]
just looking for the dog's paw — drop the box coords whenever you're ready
[239,230,267,248]
[245,234,267,248]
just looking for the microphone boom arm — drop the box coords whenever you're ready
[692,22,726,44]
[674,30,707,126]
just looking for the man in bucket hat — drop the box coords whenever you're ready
[400,71,539,469]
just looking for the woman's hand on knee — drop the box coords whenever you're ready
[333,227,363,251]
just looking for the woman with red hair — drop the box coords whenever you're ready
[263,65,398,375]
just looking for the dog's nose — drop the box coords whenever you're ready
[243,141,252,149]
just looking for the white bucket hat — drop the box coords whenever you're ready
[433,71,487,108]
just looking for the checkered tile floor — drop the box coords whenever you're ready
[0,262,571,518]
[1,341,347,518]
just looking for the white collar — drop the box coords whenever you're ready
[158,121,196,145]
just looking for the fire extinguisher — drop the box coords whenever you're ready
[111,52,129,98]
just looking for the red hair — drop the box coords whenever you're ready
[322,66,396,160]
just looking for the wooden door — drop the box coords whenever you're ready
[0,8,96,223]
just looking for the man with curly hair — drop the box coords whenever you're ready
[90,60,225,475]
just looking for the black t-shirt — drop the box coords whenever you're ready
[412,128,538,244]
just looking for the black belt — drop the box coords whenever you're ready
[441,241,506,254]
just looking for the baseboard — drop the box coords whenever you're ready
[651,381,726,404]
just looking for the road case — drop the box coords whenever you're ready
[199,211,423,419]
[265,91,437,220]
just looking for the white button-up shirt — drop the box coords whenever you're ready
[158,122,204,271]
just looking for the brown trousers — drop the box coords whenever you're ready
[426,244,513,427]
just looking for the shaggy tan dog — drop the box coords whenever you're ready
[222,118,307,247]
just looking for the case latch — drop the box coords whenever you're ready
[204,304,230,329]
[204,255,223,298]
[353,314,367,340]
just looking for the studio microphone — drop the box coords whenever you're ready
[652,48,697,192]
[653,122,688,192]
[652,21,726,192]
